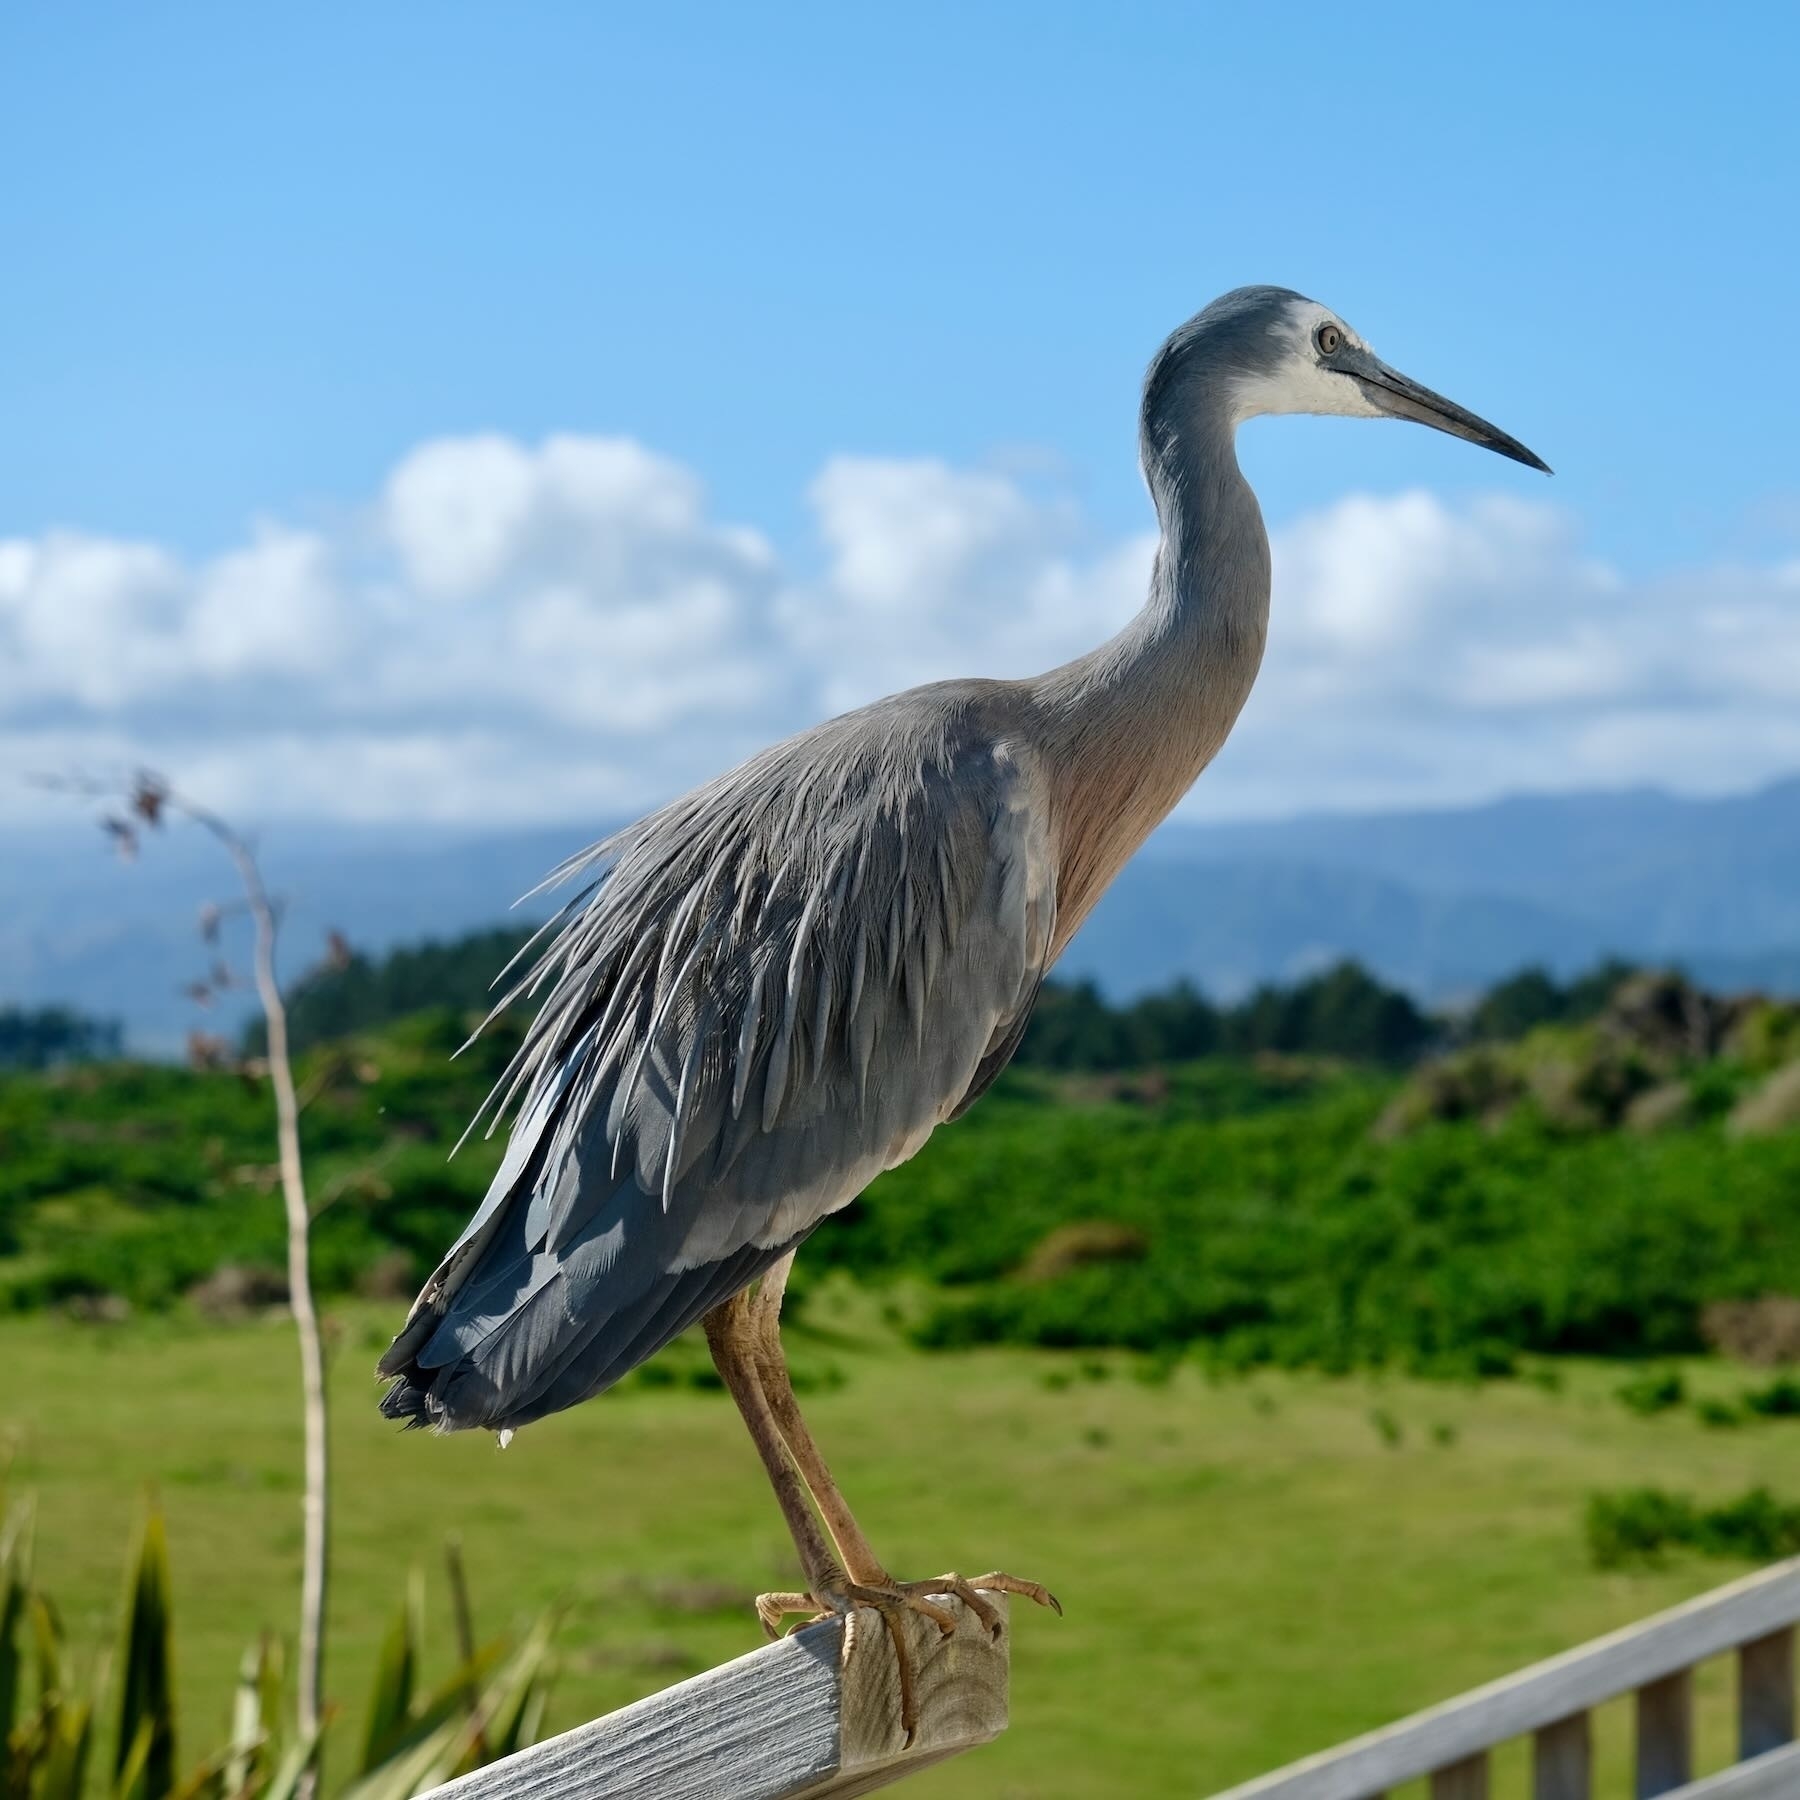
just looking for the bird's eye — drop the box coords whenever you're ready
[1315,323,1343,356]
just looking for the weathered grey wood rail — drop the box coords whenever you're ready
[423,1593,1006,1800]
[1208,1557,1800,1800]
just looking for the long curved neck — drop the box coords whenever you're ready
[1029,385,1271,942]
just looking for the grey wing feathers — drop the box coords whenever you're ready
[378,690,1055,1433]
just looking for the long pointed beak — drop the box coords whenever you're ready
[1344,348,1551,473]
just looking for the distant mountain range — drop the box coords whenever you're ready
[5,777,1799,1052]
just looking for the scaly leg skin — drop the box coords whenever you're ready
[704,1284,950,1741]
[742,1254,1063,1648]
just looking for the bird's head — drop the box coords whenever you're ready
[1150,285,1550,472]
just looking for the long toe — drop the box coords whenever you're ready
[754,1590,834,1640]
[846,1582,958,1637]
[844,1593,924,1744]
[963,1570,1062,1615]
[888,1574,1003,1638]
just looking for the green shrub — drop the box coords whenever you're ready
[1587,1484,1800,1568]
[1587,1488,1699,1567]
[1741,1374,1800,1418]
[1615,1369,1685,1416]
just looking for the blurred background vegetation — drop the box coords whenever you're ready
[7,936,1800,1380]
[8,932,1800,1795]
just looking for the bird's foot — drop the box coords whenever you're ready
[755,1580,956,1743]
[753,1570,1058,1744]
[884,1569,1062,1639]
[753,1581,957,1641]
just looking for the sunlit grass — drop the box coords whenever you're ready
[4,1294,1795,1797]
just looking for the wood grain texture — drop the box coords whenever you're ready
[1532,1711,1591,1800]
[799,1594,1009,1798]
[1736,1627,1794,1759]
[1428,1752,1487,1799]
[1207,1557,1800,1800]
[421,1594,1006,1800]
[1636,1668,1693,1798]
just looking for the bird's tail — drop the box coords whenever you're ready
[376,1209,809,1437]
[377,1374,434,1427]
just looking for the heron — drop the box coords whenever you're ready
[379,285,1547,1726]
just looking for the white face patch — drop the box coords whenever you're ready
[1230,299,1383,424]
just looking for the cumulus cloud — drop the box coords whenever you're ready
[778,456,1153,713]
[2,434,797,821]
[2,430,1796,826]
[1209,493,1800,816]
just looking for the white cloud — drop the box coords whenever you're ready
[2,433,1797,827]
[384,435,538,600]
[0,533,185,709]
[187,526,346,680]
[1209,492,1800,817]
[780,455,1153,713]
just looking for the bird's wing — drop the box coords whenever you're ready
[378,696,1056,1431]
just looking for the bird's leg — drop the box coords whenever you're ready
[703,1278,955,1744]
[740,1257,892,1588]
[702,1289,847,1639]
[743,1255,1060,1640]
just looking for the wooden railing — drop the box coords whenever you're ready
[1208,1558,1800,1800]
[421,1593,1007,1800]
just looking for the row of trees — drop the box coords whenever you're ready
[7,930,1657,1077]
[262,933,1448,1067]
[0,1004,123,1069]
[1020,962,1436,1069]
[263,926,529,1053]
[258,927,1647,1070]
[1025,958,1651,1070]
[1463,959,1638,1042]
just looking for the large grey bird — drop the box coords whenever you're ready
[380,285,1546,1722]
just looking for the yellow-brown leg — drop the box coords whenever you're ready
[705,1280,958,1739]
[742,1255,1060,1639]
[702,1288,846,1637]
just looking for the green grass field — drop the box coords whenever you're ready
[6,1290,1799,1798]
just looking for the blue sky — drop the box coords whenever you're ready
[2,3,1797,824]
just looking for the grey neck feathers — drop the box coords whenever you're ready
[1029,363,1272,936]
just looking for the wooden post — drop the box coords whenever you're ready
[421,1594,1007,1800]
[1738,1626,1795,1759]
[1637,1668,1693,1798]
[1534,1711,1591,1800]
[1430,1753,1488,1799]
